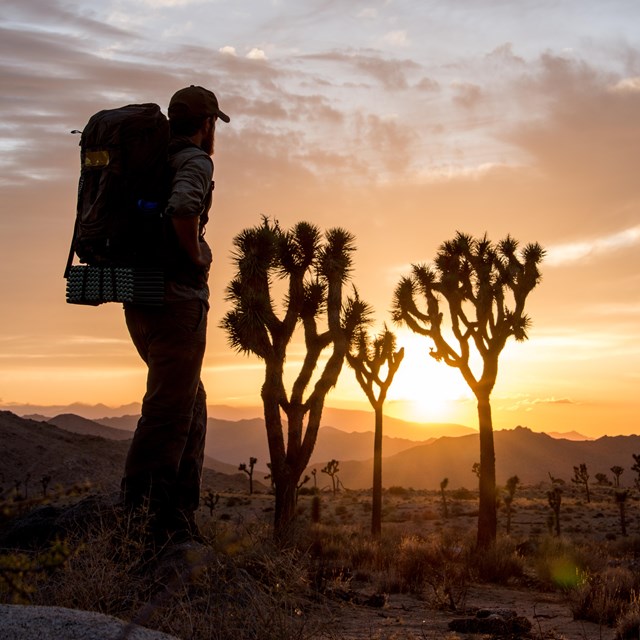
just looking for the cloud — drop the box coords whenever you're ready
[301,50,421,91]
[546,225,640,266]
[219,46,237,56]
[502,395,577,411]
[382,30,410,48]
[247,48,267,61]
[486,43,525,66]
[609,76,640,94]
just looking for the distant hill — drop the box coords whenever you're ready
[309,426,640,491]
[7,403,475,441]
[7,412,433,475]
[7,410,640,497]
[0,411,256,494]
[47,414,132,440]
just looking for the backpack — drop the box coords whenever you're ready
[64,103,170,305]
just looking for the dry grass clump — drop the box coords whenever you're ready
[19,507,327,640]
[5,484,640,637]
[570,566,639,627]
[616,600,640,640]
[470,534,525,584]
[530,535,603,590]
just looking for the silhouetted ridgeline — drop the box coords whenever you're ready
[2,411,639,492]
[0,411,253,494]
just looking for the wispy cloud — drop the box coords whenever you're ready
[546,225,640,266]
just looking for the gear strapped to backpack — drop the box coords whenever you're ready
[64,103,171,305]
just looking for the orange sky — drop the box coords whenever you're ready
[1,1,639,438]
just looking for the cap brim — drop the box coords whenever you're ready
[217,110,230,123]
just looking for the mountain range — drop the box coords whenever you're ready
[3,409,639,494]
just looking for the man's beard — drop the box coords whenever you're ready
[201,129,215,156]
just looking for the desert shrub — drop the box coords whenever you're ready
[450,487,474,500]
[334,504,348,517]
[570,567,639,626]
[27,509,324,640]
[471,535,525,584]
[387,486,410,498]
[378,532,469,610]
[532,536,601,590]
[0,539,72,604]
[616,600,640,640]
[611,535,640,559]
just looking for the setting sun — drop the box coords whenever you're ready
[385,331,474,423]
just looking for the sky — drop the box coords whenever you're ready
[1,0,639,438]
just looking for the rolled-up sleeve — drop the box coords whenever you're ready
[166,153,213,219]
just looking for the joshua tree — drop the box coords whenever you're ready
[311,468,318,489]
[547,485,562,536]
[504,475,520,535]
[611,466,624,488]
[40,475,52,498]
[615,489,629,537]
[393,232,544,549]
[239,457,258,495]
[322,459,340,495]
[202,490,220,516]
[347,326,404,536]
[472,462,481,480]
[440,477,449,519]
[571,463,590,503]
[631,454,640,490]
[222,218,369,538]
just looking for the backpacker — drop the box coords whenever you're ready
[64,103,170,305]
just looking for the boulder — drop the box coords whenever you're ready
[0,605,179,640]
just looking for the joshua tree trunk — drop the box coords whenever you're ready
[476,390,497,549]
[372,405,383,536]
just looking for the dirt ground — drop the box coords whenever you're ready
[201,483,637,640]
[311,584,609,639]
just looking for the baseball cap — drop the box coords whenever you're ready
[168,85,230,123]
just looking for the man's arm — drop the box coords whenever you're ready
[171,216,211,268]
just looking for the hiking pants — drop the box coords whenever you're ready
[121,298,208,529]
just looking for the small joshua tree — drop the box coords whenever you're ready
[239,457,258,495]
[322,459,340,495]
[40,475,52,498]
[572,463,590,503]
[547,485,562,536]
[440,477,449,519]
[615,489,629,537]
[202,490,220,516]
[631,454,640,490]
[547,474,563,536]
[504,475,520,535]
[347,325,404,536]
[311,468,318,489]
[611,466,624,488]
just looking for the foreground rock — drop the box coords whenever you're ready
[0,605,179,640]
[448,607,533,636]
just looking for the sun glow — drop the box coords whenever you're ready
[386,331,474,423]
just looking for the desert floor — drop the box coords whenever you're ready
[194,482,636,639]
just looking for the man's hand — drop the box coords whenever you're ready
[172,216,211,268]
